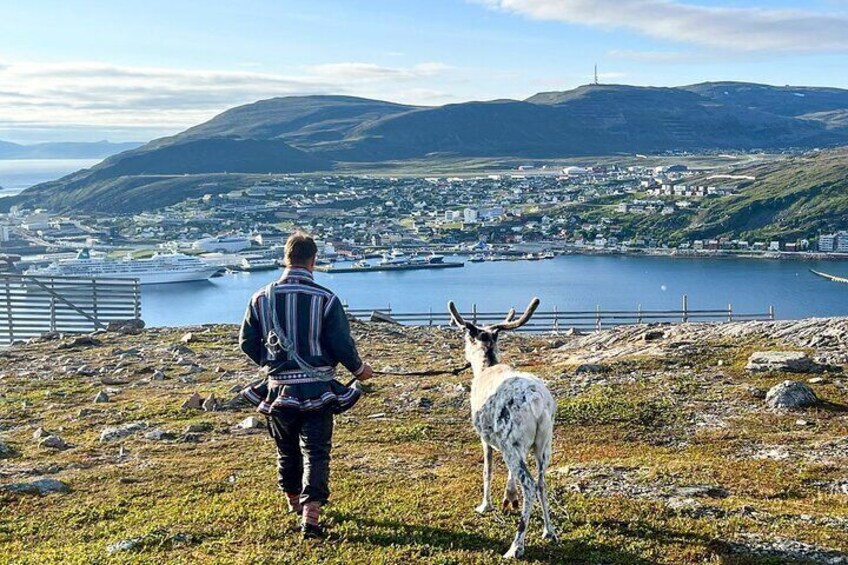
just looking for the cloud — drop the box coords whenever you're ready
[0,60,453,140]
[607,49,699,63]
[478,0,848,53]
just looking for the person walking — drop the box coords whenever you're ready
[239,232,373,538]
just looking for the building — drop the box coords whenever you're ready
[837,232,848,253]
[819,233,836,252]
[463,208,478,224]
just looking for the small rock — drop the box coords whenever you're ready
[184,422,213,433]
[100,377,128,386]
[77,408,95,417]
[181,433,202,443]
[152,370,166,381]
[0,441,12,458]
[93,390,109,403]
[746,351,823,374]
[99,422,147,443]
[39,435,69,450]
[32,427,48,440]
[674,485,728,499]
[180,392,203,410]
[575,363,610,374]
[58,336,101,349]
[808,377,827,385]
[643,329,665,342]
[746,386,767,400]
[202,394,220,412]
[795,419,813,426]
[180,332,195,344]
[367,412,387,419]
[144,429,176,441]
[766,380,819,410]
[237,416,265,430]
[107,537,142,554]
[107,319,145,334]
[1,478,70,495]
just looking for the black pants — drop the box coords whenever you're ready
[267,408,334,505]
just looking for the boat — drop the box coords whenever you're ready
[810,269,848,284]
[468,253,486,263]
[24,249,220,285]
[192,234,253,253]
[239,257,279,272]
[353,260,371,269]
[378,250,409,266]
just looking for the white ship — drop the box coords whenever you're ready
[24,250,220,285]
[192,234,253,253]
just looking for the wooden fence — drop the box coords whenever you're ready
[347,295,775,332]
[0,274,141,345]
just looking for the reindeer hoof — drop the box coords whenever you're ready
[542,529,558,542]
[503,545,524,559]
[501,498,520,512]
[475,503,493,514]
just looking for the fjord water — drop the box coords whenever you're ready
[141,255,848,327]
[0,159,100,196]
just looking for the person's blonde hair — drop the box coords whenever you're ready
[284,231,318,266]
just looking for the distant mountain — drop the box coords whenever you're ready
[9,82,848,212]
[0,140,143,160]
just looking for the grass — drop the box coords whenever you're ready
[0,324,846,564]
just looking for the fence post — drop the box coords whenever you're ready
[472,303,478,325]
[91,278,99,326]
[49,279,56,332]
[4,277,12,344]
[428,306,432,327]
[553,305,559,332]
[133,280,141,321]
[682,294,689,323]
[595,305,601,330]
[769,305,775,321]
[728,303,733,322]
[637,303,642,324]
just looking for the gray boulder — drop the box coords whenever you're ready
[99,422,147,443]
[575,363,610,375]
[93,390,110,403]
[39,435,69,450]
[1,478,70,495]
[746,351,823,374]
[766,380,819,410]
[0,441,12,458]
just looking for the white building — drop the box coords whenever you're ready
[0,225,9,242]
[837,232,848,253]
[463,208,478,224]
[819,233,836,252]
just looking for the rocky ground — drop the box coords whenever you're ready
[1,318,847,564]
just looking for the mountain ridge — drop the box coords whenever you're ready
[8,81,848,213]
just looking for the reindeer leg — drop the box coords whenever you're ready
[502,467,519,512]
[535,432,557,541]
[503,457,536,559]
[475,442,494,514]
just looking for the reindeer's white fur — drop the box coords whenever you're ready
[458,319,557,559]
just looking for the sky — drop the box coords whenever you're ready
[2,0,848,143]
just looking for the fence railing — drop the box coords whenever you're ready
[0,274,141,345]
[347,295,775,332]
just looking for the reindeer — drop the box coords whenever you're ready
[448,298,557,559]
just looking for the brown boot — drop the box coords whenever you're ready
[301,502,325,539]
[285,492,302,514]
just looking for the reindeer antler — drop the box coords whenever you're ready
[490,298,540,331]
[448,301,477,331]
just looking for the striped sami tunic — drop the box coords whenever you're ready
[238,267,364,414]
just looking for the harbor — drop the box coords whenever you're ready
[135,254,848,327]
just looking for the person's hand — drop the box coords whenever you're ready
[357,363,374,381]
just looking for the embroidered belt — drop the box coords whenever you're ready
[268,368,335,386]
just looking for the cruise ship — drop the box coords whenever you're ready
[24,250,220,285]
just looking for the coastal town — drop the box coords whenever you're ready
[1,162,848,274]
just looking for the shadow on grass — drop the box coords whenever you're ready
[331,511,658,564]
